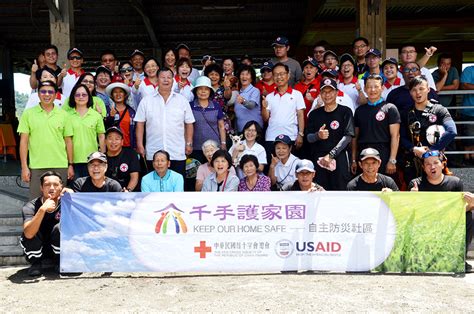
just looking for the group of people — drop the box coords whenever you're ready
[18,36,474,275]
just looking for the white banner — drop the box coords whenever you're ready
[61,192,397,272]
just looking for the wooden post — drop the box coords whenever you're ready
[48,0,74,66]
[356,0,386,58]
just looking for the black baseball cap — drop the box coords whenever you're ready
[67,47,83,58]
[105,126,123,138]
[274,134,292,146]
[320,78,338,90]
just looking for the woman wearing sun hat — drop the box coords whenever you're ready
[190,76,227,163]
[105,81,136,148]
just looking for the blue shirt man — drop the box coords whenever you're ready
[141,150,184,192]
[461,66,474,117]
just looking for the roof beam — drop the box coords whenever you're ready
[44,0,62,21]
[298,0,327,46]
[129,0,160,50]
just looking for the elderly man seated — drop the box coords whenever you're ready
[288,159,325,192]
[141,150,184,192]
[72,152,122,192]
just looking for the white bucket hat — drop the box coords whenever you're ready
[105,82,131,98]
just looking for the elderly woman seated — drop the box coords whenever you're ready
[201,150,239,192]
[238,154,271,191]
[195,140,236,191]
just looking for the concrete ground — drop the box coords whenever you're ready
[1,266,474,312]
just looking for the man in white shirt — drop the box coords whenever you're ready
[134,68,195,177]
[262,62,305,162]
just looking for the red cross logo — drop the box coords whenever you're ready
[330,120,339,130]
[194,241,212,259]
[120,163,128,172]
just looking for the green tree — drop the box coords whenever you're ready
[15,91,29,117]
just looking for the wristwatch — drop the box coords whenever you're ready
[298,131,304,137]
[389,159,397,165]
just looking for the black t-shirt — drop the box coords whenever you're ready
[22,197,60,236]
[354,101,400,144]
[105,148,140,190]
[400,103,453,148]
[306,104,354,156]
[72,177,122,192]
[347,174,399,191]
[408,175,463,192]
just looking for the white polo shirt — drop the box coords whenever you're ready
[265,87,305,141]
[172,76,194,102]
[132,77,158,99]
[338,77,359,111]
[382,77,404,100]
[61,69,84,98]
[134,91,195,161]
[275,153,299,189]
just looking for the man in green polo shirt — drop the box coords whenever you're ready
[18,80,74,198]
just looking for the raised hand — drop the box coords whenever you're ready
[318,124,329,140]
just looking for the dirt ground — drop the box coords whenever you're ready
[1,266,474,312]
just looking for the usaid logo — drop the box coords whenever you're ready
[275,239,294,258]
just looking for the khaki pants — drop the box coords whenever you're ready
[29,168,68,199]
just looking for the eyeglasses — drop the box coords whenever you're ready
[68,56,82,60]
[273,72,288,78]
[102,58,115,62]
[245,129,257,133]
[314,50,325,54]
[120,66,134,73]
[39,90,55,95]
[74,93,88,98]
[354,44,367,49]
[421,150,441,159]
[82,79,94,85]
[401,50,417,55]
[403,67,420,73]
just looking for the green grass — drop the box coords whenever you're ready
[375,192,465,273]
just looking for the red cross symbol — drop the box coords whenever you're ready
[194,241,212,259]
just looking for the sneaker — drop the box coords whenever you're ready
[28,261,42,277]
[466,262,473,273]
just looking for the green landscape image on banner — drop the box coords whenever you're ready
[376,192,465,273]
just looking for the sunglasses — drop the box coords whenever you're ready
[421,150,441,159]
[403,67,420,73]
[68,56,82,60]
[120,66,134,73]
[74,93,88,98]
[39,90,55,95]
